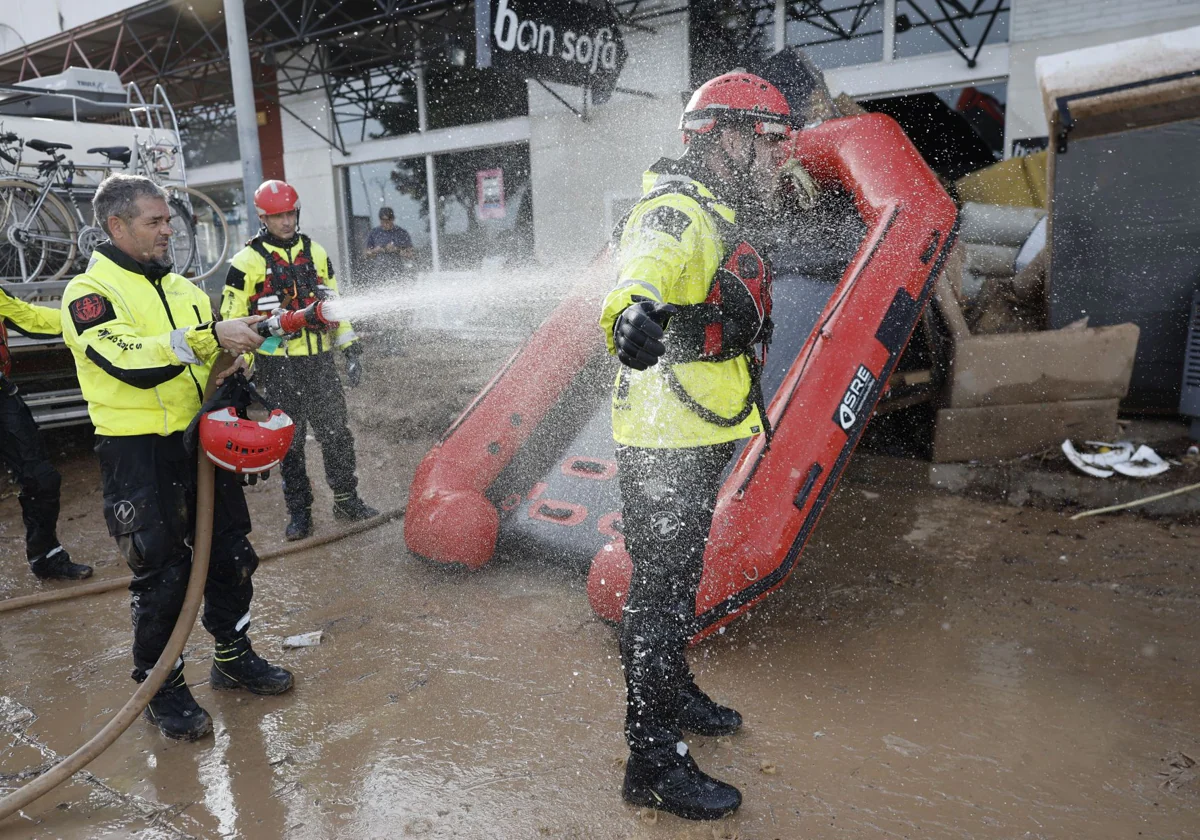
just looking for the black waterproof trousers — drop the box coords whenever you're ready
[255,353,358,515]
[0,391,62,562]
[616,442,735,754]
[96,433,259,680]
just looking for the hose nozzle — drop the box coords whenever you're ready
[255,301,336,339]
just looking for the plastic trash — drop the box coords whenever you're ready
[1062,439,1170,479]
[282,631,324,649]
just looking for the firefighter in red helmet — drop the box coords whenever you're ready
[598,71,795,820]
[62,174,294,742]
[222,179,378,541]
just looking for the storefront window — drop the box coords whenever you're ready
[342,159,432,285]
[432,143,534,271]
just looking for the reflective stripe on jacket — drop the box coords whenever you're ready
[221,235,357,357]
[599,165,763,448]
[61,244,221,437]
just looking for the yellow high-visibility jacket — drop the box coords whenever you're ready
[1,286,63,377]
[0,288,62,338]
[61,244,222,437]
[599,164,763,448]
[221,233,357,357]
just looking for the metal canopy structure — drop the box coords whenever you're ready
[0,1,1007,161]
[0,0,674,159]
[0,0,479,156]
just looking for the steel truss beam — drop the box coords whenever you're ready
[782,0,1008,66]
[694,1,1007,68]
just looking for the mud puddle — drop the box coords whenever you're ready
[3,335,1199,839]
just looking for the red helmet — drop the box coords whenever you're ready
[680,72,794,143]
[199,405,295,474]
[253,180,300,216]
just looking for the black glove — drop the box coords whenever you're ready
[241,469,270,487]
[613,299,677,371]
[344,343,363,387]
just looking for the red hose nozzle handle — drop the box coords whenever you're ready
[257,301,335,338]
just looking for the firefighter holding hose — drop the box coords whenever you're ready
[0,288,91,581]
[221,180,377,542]
[61,174,295,741]
[599,72,793,820]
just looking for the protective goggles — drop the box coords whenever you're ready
[681,107,795,138]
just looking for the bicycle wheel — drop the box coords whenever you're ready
[165,186,228,283]
[0,179,77,282]
[167,195,199,276]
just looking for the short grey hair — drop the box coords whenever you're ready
[93,174,169,236]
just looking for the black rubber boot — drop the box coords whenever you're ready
[29,546,93,581]
[623,744,742,821]
[143,665,213,741]
[678,683,743,736]
[332,494,378,523]
[284,509,312,541]
[211,635,294,696]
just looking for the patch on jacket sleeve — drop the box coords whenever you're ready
[224,265,247,290]
[69,293,116,332]
[641,206,692,241]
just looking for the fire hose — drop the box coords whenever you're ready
[0,356,230,822]
[0,342,398,823]
[0,506,405,616]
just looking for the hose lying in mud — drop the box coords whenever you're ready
[0,500,409,824]
[0,413,219,822]
[0,360,406,823]
[0,506,406,616]
[1069,480,1200,520]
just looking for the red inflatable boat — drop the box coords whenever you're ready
[405,114,957,637]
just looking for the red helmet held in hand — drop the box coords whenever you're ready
[253,180,300,216]
[199,405,295,474]
[680,72,794,144]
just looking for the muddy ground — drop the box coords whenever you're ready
[2,318,1199,839]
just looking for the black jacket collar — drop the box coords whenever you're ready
[256,225,302,250]
[649,154,743,211]
[95,242,173,282]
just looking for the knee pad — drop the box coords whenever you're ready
[120,526,189,577]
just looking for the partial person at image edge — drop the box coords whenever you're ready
[0,288,92,581]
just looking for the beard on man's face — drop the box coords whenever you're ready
[146,252,174,270]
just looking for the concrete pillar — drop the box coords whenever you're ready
[223,0,264,204]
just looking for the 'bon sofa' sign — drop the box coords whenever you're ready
[476,0,628,102]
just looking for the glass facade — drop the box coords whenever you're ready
[343,159,432,285]
[340,141,534,283]
[432,144,533,271]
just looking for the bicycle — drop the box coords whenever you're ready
[0,134,229,283]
